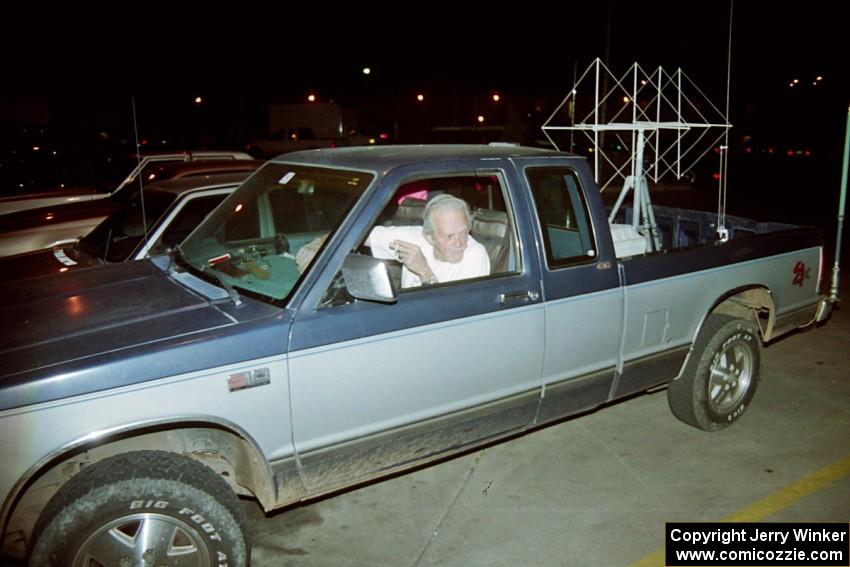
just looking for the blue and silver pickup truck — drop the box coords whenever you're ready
[0,145,832,565]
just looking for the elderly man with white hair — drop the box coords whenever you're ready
[367,194,490,287]
[296,194,490,287]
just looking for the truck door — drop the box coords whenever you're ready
[516,161,624,423]
[287,161,545,493]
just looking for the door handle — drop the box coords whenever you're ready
[499,290,540,304]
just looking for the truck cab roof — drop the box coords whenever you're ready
[274,144,571,170]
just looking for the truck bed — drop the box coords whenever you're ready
[616,205,805,254]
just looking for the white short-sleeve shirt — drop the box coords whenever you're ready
[368,225,490,288]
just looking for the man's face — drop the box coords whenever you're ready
[425,207,469,263]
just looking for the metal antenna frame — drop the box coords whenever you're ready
[542,59,732,248]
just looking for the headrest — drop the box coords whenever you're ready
[471,209,508,239]
[396,197,426,223]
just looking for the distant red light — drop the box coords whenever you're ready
[745,147,752,154]
[786,149,794,157]
[804,150,812,157]
[712,172,721,181]
[767,147,775,154]
[379,132,389,140]
[713,147,720,153]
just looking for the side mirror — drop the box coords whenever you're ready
[341,254,398,303]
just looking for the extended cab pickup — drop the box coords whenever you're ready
[0,145,832,565]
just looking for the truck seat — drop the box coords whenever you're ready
[471,209,513,274]
[391,197,426,226]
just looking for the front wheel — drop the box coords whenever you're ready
[668,314,761,431]
[30,450,249,567]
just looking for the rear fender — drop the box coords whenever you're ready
[671,285,773,382]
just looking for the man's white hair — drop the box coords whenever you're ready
[422,194,471,237]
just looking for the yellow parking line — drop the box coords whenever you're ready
[723,454,850,522]
[631,454,850,567]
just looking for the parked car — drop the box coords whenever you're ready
[0,173,248,285]
[0,145,833,565]
[0,150,254,216]
[0,159,261,257]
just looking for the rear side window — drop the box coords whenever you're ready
[526,167,595,268]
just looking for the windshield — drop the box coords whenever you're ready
[180,163,373,304]
[80,189,176,262]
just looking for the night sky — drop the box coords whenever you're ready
[4,2,844,106]
[0,1,847,255]
[1,2,846,164]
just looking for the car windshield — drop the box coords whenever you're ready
[180,163,373,304]
[79,189,176,262]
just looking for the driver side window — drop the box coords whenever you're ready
[320,173,519,307]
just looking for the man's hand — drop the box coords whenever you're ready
[295,234,328,273]
[391,239,436,284]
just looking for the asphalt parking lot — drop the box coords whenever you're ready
[246,278,850,567]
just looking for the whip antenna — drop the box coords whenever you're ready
[717,0,734,241]
[131,97,149,245]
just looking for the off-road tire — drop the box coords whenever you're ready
[668,314,761,431]
[29,450,249,567]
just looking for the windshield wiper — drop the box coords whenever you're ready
[170,245,242,306]
[201,264,243,306]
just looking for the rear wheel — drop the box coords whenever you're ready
[668,314,761,431]
[30,450,249,567]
